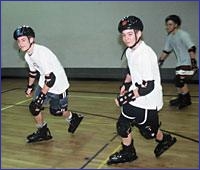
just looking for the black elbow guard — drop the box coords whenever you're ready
[29,70,37,78]
[136,80,154,96]
[188,46,196,53]
[163,50,171,55]
[45,72,56,88]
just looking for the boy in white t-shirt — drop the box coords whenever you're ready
[107,16,176,165]
[13,26,84,143]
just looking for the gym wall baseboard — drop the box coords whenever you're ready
[1,67,199,83]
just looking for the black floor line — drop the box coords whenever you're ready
[1,87,199,97]
[80,134,118,169]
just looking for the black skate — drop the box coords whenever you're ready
[178,93,192,109]
[27,124,52,143]
[68,112,84,133]
[154,134,176,158]
[107,141,137,165]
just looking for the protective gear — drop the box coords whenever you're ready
[165,15,181,26]
[162,50,171,55]
[13,25,35,40]
[135,80,154,96]
[116,118,131,138]
[154,133,176,157]
[45,72,56,88]
[29,70,37,78]
[68,112,84,133]
[26,124,52,143]
[25,84,34,95]
[29,101,41,116]
[29,92,46,116]
[35,92,46,108]
[116,90,135,106]
[188,46,196,53]
[175,75,185,88]
[139,125,156,139]
[118,16,144,33]
[158,58,165,67]
[107,140,138,165]
[50,107,65,116]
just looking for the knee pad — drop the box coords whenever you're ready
[139,125,157,139]
[29,101,41,116]
[175,76,185,88]
[116,118,131,138]
[49,107,64,116]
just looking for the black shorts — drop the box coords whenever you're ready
[119,103,159,132]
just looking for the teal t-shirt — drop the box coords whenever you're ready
[163,29,195,67]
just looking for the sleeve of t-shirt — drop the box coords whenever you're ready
[181,31,195,49]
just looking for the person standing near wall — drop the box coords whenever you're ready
[107,16,176,165]
[158,14,198,109]
[13,25,84,143]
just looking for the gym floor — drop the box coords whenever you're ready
[1,78,199,169]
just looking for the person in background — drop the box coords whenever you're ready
[158,14,198,109]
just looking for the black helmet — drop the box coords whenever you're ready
[165,15,181,26]
[13,25,35,40]
[118,16,144,33]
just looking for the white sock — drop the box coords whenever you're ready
[66,112,72,123]
[36,122,47,129]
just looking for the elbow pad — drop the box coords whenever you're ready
[188,46,196,53]
[29,70,37,78]
[45,72,56,88]
[163,50,171,55]
[135,80,154,96]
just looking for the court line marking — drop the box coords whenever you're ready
[97,144,121,169]
[1,98,32,111]
[1,94,115,111]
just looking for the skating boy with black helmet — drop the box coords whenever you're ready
[107,16,176,165]
[158,15,198,109]
[13,25,84,143]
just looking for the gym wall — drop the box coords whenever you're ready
[1,1,199,81]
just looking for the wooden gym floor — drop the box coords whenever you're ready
[1,78,199,169]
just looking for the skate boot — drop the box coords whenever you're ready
[154,133,176,158]
[178,92,192,109]
[27,124,52,143]
[169,94,182,106]
[107,140,138,165]
[68,112,84,133]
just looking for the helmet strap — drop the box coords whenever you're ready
[130,30,141,49]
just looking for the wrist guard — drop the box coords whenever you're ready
[116,90,135,106]
[25,84,34,95]
[35,92,46,108]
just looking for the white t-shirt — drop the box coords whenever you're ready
[126,41,163,110]
[25,44,69,94]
